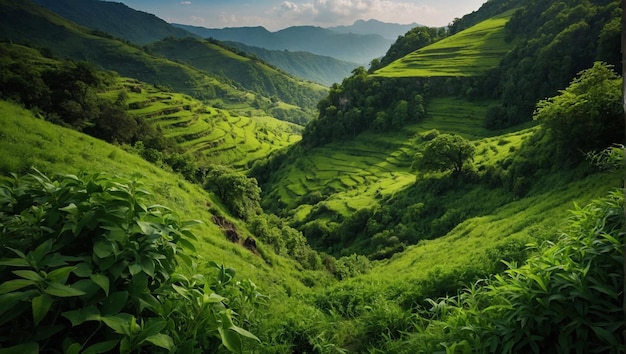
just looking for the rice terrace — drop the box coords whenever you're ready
[0,0,624,352]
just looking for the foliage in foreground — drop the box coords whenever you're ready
[378,188,625,353]
[0,171,262,353]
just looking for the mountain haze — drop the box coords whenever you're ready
[328,19,420,40]
[223,41,358,86]
[173,23,394,64]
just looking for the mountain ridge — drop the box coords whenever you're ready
[173,22,394,64]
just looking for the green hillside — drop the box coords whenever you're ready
[106,77,302,169]
[374,9,517,77]
[32,0,195,45]
[146,37,327,116]
[223,41,357,86]
[0,0,321,124]
[0,0,624,352]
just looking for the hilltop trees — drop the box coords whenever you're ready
[414,134,476,175]
[533,62,623,160]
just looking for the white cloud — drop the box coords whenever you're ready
[272,0,438,27]
[180,1,192,5]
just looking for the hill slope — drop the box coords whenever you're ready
[0,0,322,123]
[145,37,327,114]
[32,0,195,44]
[374,9,517,77]
[173,23,393,64]
[223,41,357,86]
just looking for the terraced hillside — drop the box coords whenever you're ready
[103,78,302,169]
[262,97,532,223]
[374,9,517,77]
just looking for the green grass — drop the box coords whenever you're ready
[0,100,321,294]
[111,78,302,169]
[374,9,517,77]
[266,97,535,222]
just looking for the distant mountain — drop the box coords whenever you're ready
[328,19,420,40]
[224,41,357,86]
[173,23,393,64]
[0,0,323,124]
[32,0,195,45]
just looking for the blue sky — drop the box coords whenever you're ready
[118,0,487,31]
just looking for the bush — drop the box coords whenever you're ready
[0,170,261,353]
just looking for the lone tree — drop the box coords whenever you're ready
[414,133,475,175]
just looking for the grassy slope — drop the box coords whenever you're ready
[0,99,328,319]
[146,37,328,110]
[103,78,302,169]
[373,9,517,77]
[266,97,534,221]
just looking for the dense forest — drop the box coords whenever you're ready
[0,0,624,352]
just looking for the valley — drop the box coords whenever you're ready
[0,0,624,352]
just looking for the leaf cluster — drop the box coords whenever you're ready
[0,170,262,353]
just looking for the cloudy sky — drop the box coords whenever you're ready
[118,0,487,31]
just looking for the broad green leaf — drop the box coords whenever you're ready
[145,333,174,351]
[0,292,31,316]
[129,263,142,276]
[0,257,29,267]
[204,293,226,304]
[12,270,43,282]
[0,342,38,354]
[137,221,157,235]
[102,291,128,316]
[178,238,197,253]
[171,284,188,297]
[59,203,78,215]
[65,342,82,354]
[90,274,110,296]
[138,318,167,341]
[139,257,155,277]
[102,313,133,335]
[0,279,35,294]
[72,262,93,277]
[82,340,119,354]
[32,294,53,325]
[44,282,86,297]
[31,239,53,264]
[62,306,101,326]
[229,325,260,342]
[218,326,242,354]
[93,240,114,259]
[47,266,77,283]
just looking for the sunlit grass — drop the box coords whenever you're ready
[374,9,517,78]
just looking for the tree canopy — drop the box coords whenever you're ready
[533,61,623,159]
[414,133,476,175]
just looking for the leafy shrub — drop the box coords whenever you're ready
[0,170,260,353]
[399,189,625,353]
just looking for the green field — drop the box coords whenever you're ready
[374,9,517,77]
[104,78,302,169]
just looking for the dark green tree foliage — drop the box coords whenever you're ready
[203,165,262,220]
[533,62,623,160]
[248,213,321,270]
[484,0,621,128]
[302,67,427,147]
[0,171,261,353]
[415,134,476,175]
